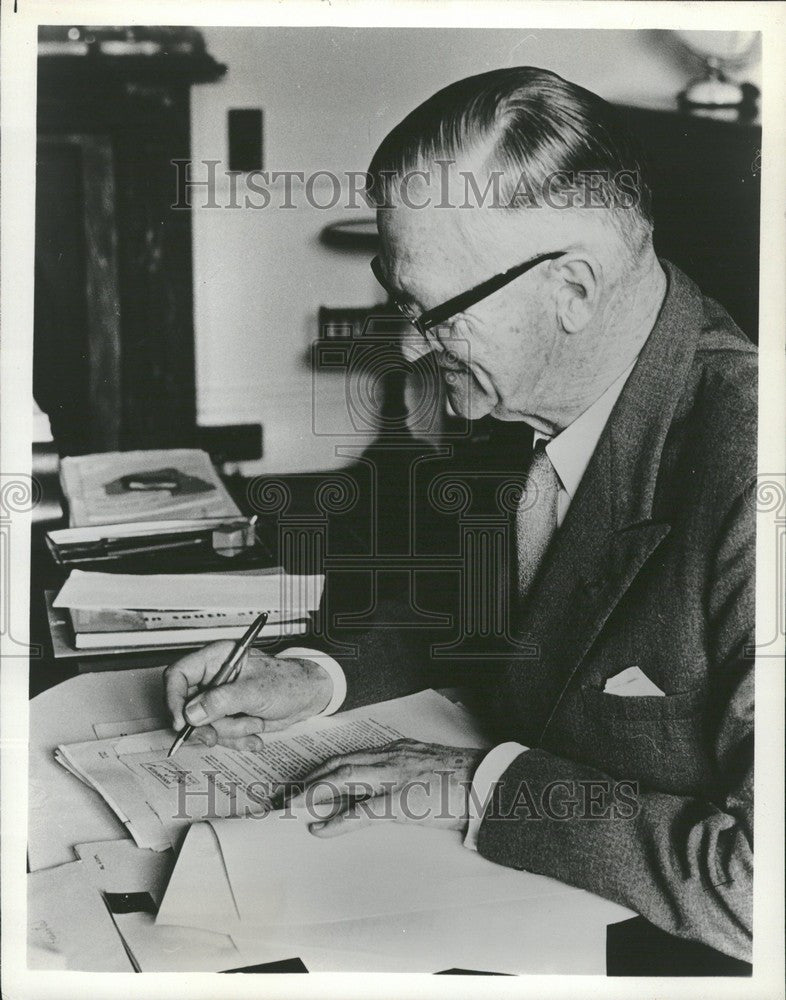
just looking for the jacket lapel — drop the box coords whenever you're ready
[510,262,706,742]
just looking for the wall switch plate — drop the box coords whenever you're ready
[197,423,263,463]
[228,108,263,172]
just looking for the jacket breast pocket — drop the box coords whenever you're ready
[578,685,709,793]
[581,684,705,723]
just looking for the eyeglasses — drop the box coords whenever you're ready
[370,250,566,337]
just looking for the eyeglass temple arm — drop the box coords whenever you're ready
[420,251,566,330]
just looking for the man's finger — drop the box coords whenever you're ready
[298,750,387,787]
[296,754,353,785]
[187,724,218,747]
[256,716,301,734]
[211,715,266,740]
[309,799,381,838]
[288,763,386,810]
[164,668,190,731]
[164,641,236,727]
[218,734,265,753]
[184,677,252,726]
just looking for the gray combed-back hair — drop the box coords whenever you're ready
[367,67,653,251]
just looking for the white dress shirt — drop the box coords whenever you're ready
[275,647,348,716]
[281,358,638,849]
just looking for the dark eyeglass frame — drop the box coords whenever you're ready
[371,250,566,336]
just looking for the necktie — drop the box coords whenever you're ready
[515,439,560,598]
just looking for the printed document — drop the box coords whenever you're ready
[55,690,490,851]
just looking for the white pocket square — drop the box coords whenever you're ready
[603,666,665,697]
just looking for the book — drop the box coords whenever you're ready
[45,516,259,566]
[59,449,242,527]
[69,606,291,634]
[71,619,308,649]
[44,591,306,656]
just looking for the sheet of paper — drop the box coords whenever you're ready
[161,821,630,974]
[27,861,134,971]
[157,829,439,972]
[156,822,239,927]
[294,947,438,973]
[233,894,626,974]
[56,690,489,852]
[208,816,580,930]
[318,892,628,973]
[54,569,324,613]
[74,838,175,900]
[111,912,241,972]
[93,716,164,739]
[228,875,627,973]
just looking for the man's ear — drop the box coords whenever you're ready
[553,255,600,334]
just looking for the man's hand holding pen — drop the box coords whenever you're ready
[164,642,334,751]
[164,643,484,839]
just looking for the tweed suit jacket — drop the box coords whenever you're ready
[327,261,756,961]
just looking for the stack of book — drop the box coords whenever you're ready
[49,569,324,655]
[48,449,272,573]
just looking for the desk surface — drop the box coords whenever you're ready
[29,666,633,974]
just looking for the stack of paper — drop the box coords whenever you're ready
[54,690,472,851]
[28,837,297,973]
[52,569,324,649]
[41,685,634,972]
[60,449,242,526]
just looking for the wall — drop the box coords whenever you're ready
[190,27,758,473]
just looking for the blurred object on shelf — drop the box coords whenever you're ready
[38,25,212,59]
[674,30,759,120]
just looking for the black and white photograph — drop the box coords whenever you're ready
[1,3,784,997]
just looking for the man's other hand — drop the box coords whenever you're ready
[164,643,333,749]
[281,739,485,837]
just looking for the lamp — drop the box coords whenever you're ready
[674,30,760,118]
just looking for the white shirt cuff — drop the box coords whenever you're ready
[463,742,528,851]
[275,647,347,716]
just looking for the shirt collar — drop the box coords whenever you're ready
[533,358,637,500]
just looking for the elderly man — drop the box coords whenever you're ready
[165,68,755,962]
